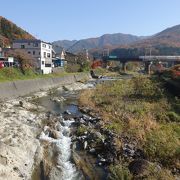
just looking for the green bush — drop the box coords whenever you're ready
[77,126,88,136]
[79,61,91,72]
[167,111,180,122]
[126,62,140,72]
[65,64,81,73]
[131,76,163,98]
[143,125,180,166]
[109,165,132,180]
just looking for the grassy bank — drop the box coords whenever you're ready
[79,76,180,179]
[0,68,74,82]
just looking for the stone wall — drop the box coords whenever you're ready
[0,73,90,100]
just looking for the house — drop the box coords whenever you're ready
[65,52,78,64]
[13,39,53,74]
[52,45,67,67]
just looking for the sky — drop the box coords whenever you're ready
[1,0,180,42]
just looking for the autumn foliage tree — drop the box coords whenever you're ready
[7,49,37,74]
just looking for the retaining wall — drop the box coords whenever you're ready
[0,73,90,100]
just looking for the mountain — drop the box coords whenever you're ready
[129,24,180,48]
[53,33,142,53]
[0,16,35,47]
[52,40,77,50]
[91,24,180,58]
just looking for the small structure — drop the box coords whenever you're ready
[0,56,15,68]
[52,46,67,68]
[13,39,53,74]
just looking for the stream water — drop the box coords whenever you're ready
[39,90,84,180]
[38,78,128,179]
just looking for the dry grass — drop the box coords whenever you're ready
[126,116,158,141]
[79,76,180,178]
[79,89,95,108]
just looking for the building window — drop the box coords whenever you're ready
[33,51,35,55]
[47,53,50,58]
[28,51,31,54]
[44,52,46,58]
[21,45,25,49]
[42,61,44,65]
[45,64,51,67]
[42,44,46,48]
[28,42,31,46]
[49,45,51,49]
[39,52,41,55]
[33,43,38,47]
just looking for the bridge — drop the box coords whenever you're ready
[102,55,180,73]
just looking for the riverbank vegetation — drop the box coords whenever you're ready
[0,67,70,82]
[79,75,180,179]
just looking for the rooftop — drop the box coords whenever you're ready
[13,39,52,45]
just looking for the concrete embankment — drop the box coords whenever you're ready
[0,73,90,100]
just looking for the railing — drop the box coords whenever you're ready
[139,56,180,61]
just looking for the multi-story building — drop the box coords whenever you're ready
[13,39,52,74]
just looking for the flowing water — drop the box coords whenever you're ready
[39,90,83,180]
[38,80,118,179]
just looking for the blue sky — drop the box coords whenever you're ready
[1,0,180,42]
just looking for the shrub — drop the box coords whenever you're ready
[77,125,88,136]
[65,63,81,73]
[7,49,36,74]
[126,62,140,71]
[167,111,180,122]
[109,165,132,180]
[131,76,163,98]
[79,61,90,72]
[143,125,180,166]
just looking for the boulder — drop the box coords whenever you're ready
[128,159,157,177]
[49,130,61,139]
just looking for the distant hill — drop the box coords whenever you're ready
[0,16,35,47]
[53,33,142,53]
[129,24,180,48]
[91,24,180,58]
[52,40,77,50]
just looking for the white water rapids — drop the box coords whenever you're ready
[40,118,81,180]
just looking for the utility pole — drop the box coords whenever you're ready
[103,49,109,57]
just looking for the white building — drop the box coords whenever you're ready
[13,39,53,74]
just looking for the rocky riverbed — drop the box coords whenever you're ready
[1,77,173,180]
[0,91,48,180]
[0,81,97,180]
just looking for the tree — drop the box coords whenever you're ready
[7,49,37,74]
[76,52,90,72]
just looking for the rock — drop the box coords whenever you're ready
[79,107,92,114]
[18,100,37,110]
[89,148,96,154]
[99,158,106,162]
[94,132,103,140]
[51,97,65,103]
[84,141,88,150]
[49,130,61,139]
[19,101,23,107]
[0,155,7,165]
[63,110,71,115]
[123,143,136,157]
[80,118,86,124]
[48,167,62,180]
[128,159,154,177]
[98,162,102,166]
